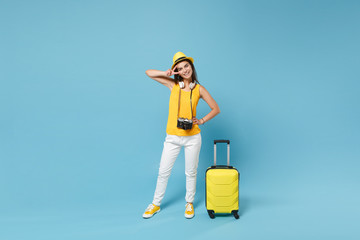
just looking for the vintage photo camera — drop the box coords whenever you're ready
[177,117,193,130]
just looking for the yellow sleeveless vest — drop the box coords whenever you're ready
[166,83,201,136]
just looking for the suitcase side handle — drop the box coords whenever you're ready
[214,139,230,166]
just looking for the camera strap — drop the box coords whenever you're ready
[177,85,193,120]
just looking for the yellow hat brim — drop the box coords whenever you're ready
[171,57,194,69]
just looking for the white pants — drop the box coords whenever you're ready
[152,133,202,206]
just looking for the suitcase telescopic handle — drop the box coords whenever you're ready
[214,140,230,144]
[213,139,230,166]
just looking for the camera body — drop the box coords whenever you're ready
[177,117,193,130]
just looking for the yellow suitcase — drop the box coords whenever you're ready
[206,140,239,219]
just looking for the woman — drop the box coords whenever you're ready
[143,52,220,219]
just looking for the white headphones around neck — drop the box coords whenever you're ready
[179,81,196,90]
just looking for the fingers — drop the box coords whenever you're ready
[166,69,178,76]
[192,117,204,125]
[172,65,180,75]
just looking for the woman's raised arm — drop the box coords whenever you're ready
[145,67,179,90]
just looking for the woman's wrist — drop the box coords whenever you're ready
[201,118,205,125]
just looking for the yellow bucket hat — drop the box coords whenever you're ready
[171,52,194,69]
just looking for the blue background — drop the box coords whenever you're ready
[1,0,359,239]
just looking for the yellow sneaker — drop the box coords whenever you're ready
[185,203,194,219]
[143,204,160,219]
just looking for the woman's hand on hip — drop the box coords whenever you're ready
[192,117,204,125]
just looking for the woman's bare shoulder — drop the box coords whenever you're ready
[199,84,206,98]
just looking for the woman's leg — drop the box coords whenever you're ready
[184,133,202,203]
[152,135,181,206]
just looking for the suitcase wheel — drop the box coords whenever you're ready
[232,210,239,219]
[207,210,215,219]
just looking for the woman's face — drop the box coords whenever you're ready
[175,61,193,80]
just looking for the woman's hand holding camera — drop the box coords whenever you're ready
[192,117,205,125]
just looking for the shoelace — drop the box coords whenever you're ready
[146,204,155,212]
[185,204,193,212]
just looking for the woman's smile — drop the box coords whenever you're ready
[182,69,192,78]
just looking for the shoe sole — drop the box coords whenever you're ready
[185,213,194,219]
[143,209,160,219]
